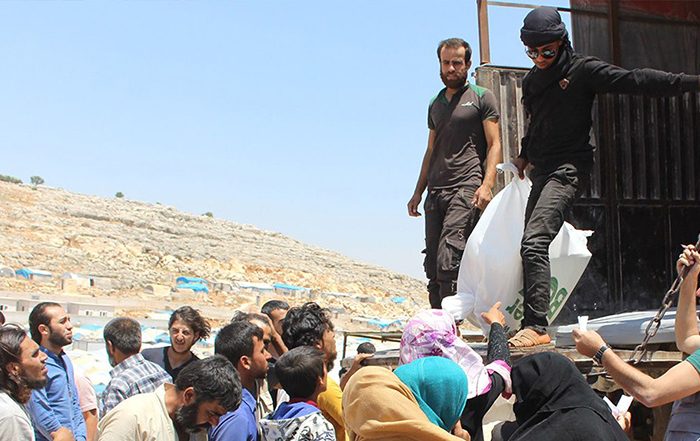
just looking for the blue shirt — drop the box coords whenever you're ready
[209,387,258,441]
[28,347,86,441]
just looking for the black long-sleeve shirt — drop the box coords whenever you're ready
[520,54,700,169]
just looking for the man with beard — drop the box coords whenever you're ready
[97,355,240,441]
[508,7,700,348]
[100,317,171,415]
[282,302,345,441]
[28,302,87,441]
[210,320,272,441]
[408,37,502,310]
[0,324,65,441]
[142,306,210,380]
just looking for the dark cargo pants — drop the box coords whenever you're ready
[520,162,582,332]
[424,186,481,309]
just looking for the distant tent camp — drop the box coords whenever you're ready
[16,268,52,281]
[176,283,209,294]
[176,276,209,285]
[273,283,310,295]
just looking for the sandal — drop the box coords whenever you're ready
[508,328,552,348]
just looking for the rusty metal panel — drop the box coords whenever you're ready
[475,65,528,190]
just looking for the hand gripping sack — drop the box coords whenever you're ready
[442,163,592,335]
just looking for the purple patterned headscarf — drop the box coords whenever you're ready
[399,309,511,399]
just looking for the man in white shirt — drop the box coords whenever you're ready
[97,355,241,441]
[0,324,72,441]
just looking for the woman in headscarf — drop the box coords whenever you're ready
[343,357,468,441]
[506,352,628,441]
[399,306,511,441]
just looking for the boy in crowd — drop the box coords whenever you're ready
[210,320,272,441]
[283,302,345,441]
[259,347,335,441]
[142,306,210,380]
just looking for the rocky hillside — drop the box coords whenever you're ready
[0,181,428,319]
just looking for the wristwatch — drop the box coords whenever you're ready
[593,344,609,365]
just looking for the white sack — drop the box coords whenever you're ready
[442,163,592,335]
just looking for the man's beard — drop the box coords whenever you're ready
[24,375,48,390]
[48,329,71,347]
[174,401,210,434]
[326,352,337,371]
[440,71,467,89]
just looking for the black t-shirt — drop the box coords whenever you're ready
[141,346,199,381]
[427,83,499,190]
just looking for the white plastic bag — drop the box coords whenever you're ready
[442,163,592,335]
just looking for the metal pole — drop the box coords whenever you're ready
[607,0,621,65]
[477,0,491,65]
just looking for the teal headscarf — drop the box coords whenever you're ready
[393,356,468,431]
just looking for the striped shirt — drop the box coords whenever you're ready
[100,353,172,415]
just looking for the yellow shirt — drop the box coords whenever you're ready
[317,377,347,441]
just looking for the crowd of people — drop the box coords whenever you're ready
[0,246,698,441]
[2,5,700,441]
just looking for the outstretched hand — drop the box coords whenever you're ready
[481,301,505,326]
[572,329,607,358]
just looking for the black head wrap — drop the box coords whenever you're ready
[520,7,569,47]
[508,353,628,441]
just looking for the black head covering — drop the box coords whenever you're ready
[520,7,569,47]
[509,352,628,441]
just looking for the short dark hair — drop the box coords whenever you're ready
[103,317,142,355]
[0,324,28,401]
[437,38,472,64]
[231,312,270,328]
[282,302,334,349]
[215,321,263,367]
[169,306,210,341]
[275,346,325,399]
[28,302,62,344]
[261,300,289,317]
[357,342,376,354]
[175,355,241,412]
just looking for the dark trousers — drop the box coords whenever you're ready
[520,163,581,332]
[424,186,481,309]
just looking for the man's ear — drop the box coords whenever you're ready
[466,60,473,71]
[239,355,252,372]
[7,361,21,377]
[38,323,50,338]
[182,386,196,405]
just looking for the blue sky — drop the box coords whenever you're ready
[0,1,570,280]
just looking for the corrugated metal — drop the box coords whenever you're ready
[475,64,700,321]
[474,65,528,190]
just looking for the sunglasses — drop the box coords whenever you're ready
[525,47,557,60]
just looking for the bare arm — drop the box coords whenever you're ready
[82,410,97,441]
[675,246,700,354]
[407,129,436,217]
[574,329,700,408]
[472,119,502,210]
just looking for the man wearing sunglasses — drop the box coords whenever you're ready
[408,37,502,310]
[509,7,700,348]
